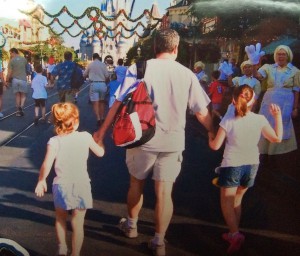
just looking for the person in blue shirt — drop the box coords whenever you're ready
[114,58,127,85]
[49,51,76,103]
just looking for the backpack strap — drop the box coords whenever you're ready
[136,60,147,79]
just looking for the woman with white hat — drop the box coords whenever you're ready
[220,59,262,112]
[194,61,208,92]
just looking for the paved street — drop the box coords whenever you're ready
[0,84,300,255]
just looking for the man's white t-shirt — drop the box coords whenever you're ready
[116,58,211,152]
[220,112,269,166]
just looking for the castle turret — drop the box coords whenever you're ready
[106,0,115,16]
[79,0,141,64]
[101,0,106,12]
[92,35,101,56]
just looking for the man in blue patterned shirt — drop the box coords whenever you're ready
[49,51,76,102]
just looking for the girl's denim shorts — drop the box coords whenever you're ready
[52,182,93,210]
[217,164,259,188]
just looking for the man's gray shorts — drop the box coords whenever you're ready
[12,78,28,94]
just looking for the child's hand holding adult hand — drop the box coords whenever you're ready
[35,180,47,197]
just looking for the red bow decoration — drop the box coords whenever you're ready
[90,17,98,22]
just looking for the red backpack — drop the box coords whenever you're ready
[112,61,156,148]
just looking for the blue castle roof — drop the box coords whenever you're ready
[101,0,115,12]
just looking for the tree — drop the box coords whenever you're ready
[189,0,300,60]
[190,0,299,38]
[0,49,9,62]
[125,30,190,67]
[28,29,75,66]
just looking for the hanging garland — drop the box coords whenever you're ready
[19,5,162,39]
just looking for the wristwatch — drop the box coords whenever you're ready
[0,32,6,48]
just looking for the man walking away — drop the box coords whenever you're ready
[6,48,28,116]
[49,51,76,103]
[93,29,213,256]
[84,53,110,127]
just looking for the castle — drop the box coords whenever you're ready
[79,0,162,64]
[79,0,138,64]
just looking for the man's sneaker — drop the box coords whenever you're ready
[0,112,4,118]
[34,117,39,126]
[226,232,245,254]
[118,218,138,238]
[148,239,166,256]
[16,111,21,117]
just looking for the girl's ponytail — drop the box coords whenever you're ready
[232,84,255,117]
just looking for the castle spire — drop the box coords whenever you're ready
[115,0,119,13]
[107,0,115,14]
[129,0,135,18]
[101,0,106,12]
[150,1,161,19]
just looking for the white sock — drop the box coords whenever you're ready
[153,232,165,245]
[57,243,68,254]
[127,216,138,228]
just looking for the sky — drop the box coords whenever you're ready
[0,0,172,48]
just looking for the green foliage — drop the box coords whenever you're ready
[0,48,9,62]
[125,35,155,65]
[125,30,191,67]
[188,0,300,62]
[27,30,75,65]
[190,0,299,39]
[197,43,221,63]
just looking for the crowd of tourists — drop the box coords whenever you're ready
[0,28,299,256]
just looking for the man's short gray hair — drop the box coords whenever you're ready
[154,29,180,55]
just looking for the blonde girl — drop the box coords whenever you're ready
[208,85,282,254]
[35,102,104,256]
